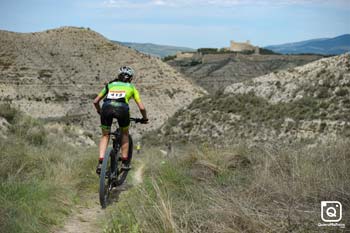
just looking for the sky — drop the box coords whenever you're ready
[0,0,349,48]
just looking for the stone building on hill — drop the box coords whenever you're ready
[225,39,260,54]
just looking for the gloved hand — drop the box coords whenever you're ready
[141,118,149,124]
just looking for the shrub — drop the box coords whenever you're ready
[259,47,280,55]
[25,126,47,145]
[315,87,331,98]
[0,103,18,123]
[335,88,349,96]
[197,48,219,54]
[162,55,176,62]
[9,115,47,145]
[189,60,202,66]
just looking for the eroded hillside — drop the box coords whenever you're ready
[166,53,324,93]
[0,27,204,138]
[156,54,350,144]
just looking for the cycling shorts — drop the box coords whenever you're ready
[100,101,130,132]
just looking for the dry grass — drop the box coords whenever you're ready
[0,108,98,233]
[104,141,350,232]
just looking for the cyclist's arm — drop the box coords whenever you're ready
[134,87,148,121]
[136,101,148,120]
[93,87,107,114]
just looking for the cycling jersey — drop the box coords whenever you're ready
[98,81,141,132]
[98,81,141,104]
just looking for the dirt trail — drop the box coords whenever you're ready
[54,194,104,233]
[134,163,145,185]
[54,162,145,233]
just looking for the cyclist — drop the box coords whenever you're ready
[93,66,148,174]
[136,141,141,154]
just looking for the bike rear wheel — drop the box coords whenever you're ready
[99,147,115,208]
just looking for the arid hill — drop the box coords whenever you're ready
[0,27,205,138]
[166,52,324,93]
[156,54,350,144]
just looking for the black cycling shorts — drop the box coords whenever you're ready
[100,101,130,132]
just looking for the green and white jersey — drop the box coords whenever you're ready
[98,81,141,104]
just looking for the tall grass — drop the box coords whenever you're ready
[0,107,98,233]
[104,142,350,232]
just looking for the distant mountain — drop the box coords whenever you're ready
[112,41,195,58]
[265,34,350,55]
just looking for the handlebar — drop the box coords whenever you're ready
[130,117,148,124]
[109,117,147,135]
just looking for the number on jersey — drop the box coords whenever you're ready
[107,90,126,99]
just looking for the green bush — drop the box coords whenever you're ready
[0,103,18,123]
[197,48,219,54]
[25,126,47,145]
[10,115,48,145]
[189,60,202,66]
[335,88,349,96]
[315,87,331,98]
[259,47,280,55]
[162,55,176,61]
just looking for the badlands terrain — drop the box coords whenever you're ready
[1,27,349,233]
[166,52,324,93]
[157,54,350,144]
[0,27,204,140]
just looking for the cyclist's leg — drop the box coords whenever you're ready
[120,127,129,160]
[99,131,110,160]
[99,105,113,161]
[115,104,130,161]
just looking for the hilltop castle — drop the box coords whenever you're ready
[174,38,260,59]
[225,39,260,54]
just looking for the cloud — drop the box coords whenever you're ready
[100,0,234,8]
[102,0,146,8]
[100,0,350,8]
[152,0,167,6]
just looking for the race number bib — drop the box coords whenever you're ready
[107,90,126,100]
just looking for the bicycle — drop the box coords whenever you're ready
[99,117,144,209]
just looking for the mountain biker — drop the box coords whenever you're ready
[136,141,141,154]
[93,66,148,174]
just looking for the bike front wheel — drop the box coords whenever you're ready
[99,147,115,208]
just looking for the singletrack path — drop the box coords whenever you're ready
[134,163,145,185]
[54,162,145,233]
[54,194,104,233]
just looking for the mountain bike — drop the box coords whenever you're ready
[99,117,144,209]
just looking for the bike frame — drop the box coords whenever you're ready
[99,117,142,208]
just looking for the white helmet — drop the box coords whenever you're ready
[118,66,134,78]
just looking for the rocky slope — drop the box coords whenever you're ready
[0,27,205,139]
[166,53,324,93]
[154,54,350,144]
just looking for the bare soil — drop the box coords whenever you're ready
[54,162,145,233]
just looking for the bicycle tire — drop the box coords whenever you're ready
[99,147,114,208]
[116,135,133,186]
